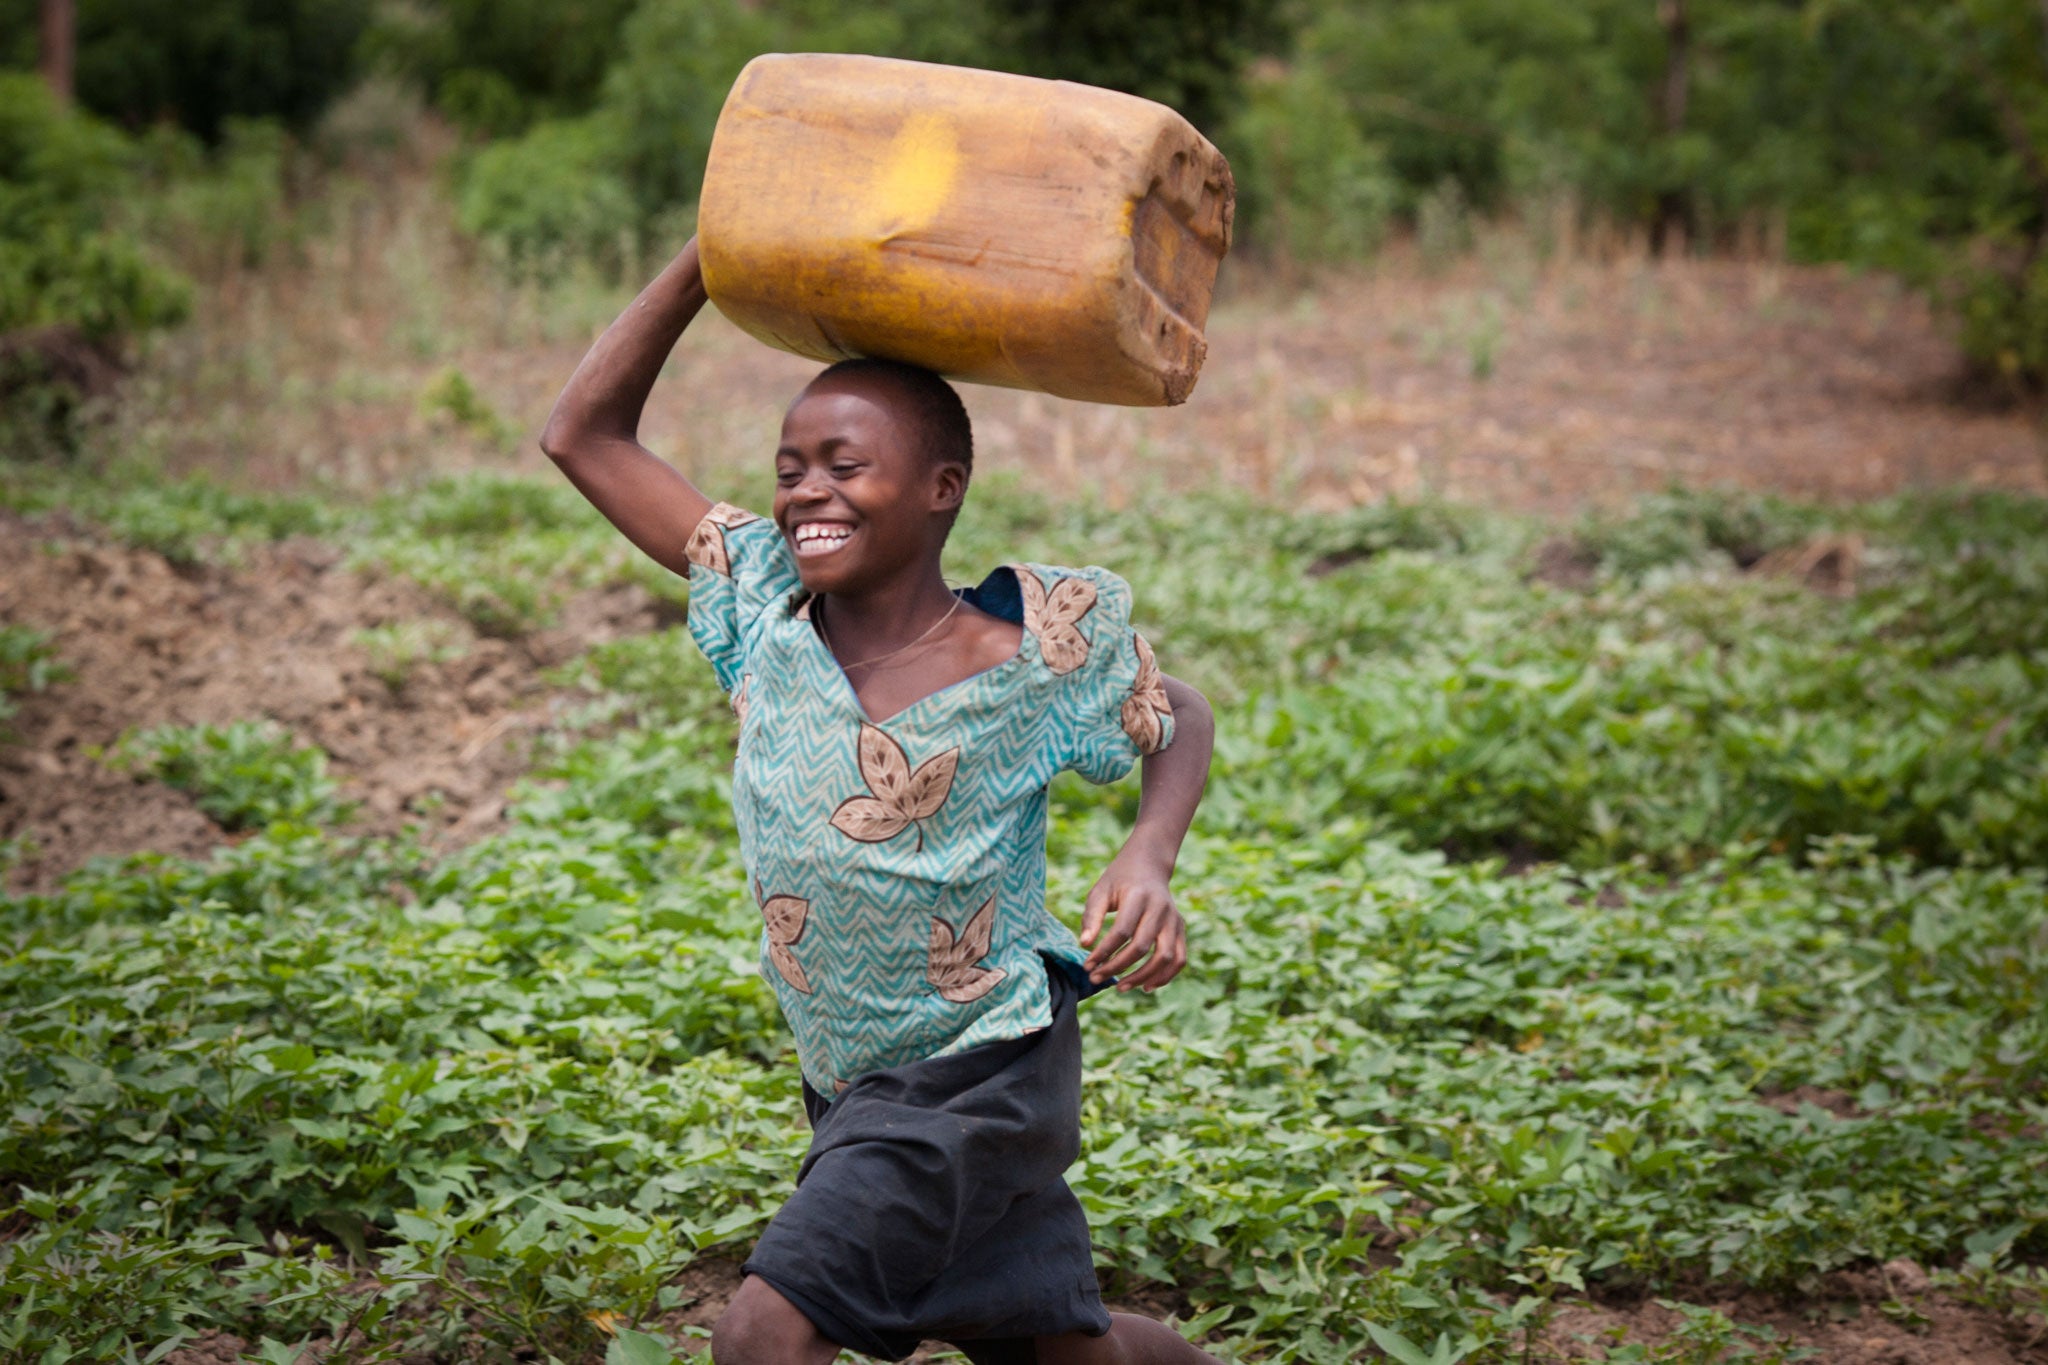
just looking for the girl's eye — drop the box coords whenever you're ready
[831,463,860,477]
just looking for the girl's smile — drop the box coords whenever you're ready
[791,520,858,557]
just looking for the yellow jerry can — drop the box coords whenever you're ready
[698,53,1234,407]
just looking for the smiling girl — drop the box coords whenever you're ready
[541,238,1219,1365]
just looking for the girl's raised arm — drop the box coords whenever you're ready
[539,237,718,578]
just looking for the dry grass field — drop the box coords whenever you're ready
[103,152,2047,515]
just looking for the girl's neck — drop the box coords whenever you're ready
[817,560,959,657]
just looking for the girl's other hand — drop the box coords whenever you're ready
[1078,851,1188,992]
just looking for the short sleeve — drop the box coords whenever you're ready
[1023,563,1176,785]
[684,503,800,693]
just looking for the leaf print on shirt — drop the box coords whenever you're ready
[829,723,959,852]
[1120,633,1172,755]
[754,882,814,994]
[927,894,1006,1003]
[1014,567,1097,675]
[685,503,761,577]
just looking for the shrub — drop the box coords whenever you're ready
[0,75,190,342]
[1224,59,1398,263]
[454,114,636,271]
[363,0,642,138]
[418,366,512,447]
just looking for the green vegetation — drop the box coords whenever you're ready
[0,623,66,738]
[353,620,470,693]
[2,472,2043,1362]
[106,720,355,830]
[0,72,186,446]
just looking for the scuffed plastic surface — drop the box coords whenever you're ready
[699,53,1234,407]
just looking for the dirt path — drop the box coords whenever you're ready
[0,510,670,895]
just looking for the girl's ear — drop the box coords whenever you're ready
[931,461,968,515]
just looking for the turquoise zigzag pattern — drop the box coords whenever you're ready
[693,519,1160,1092]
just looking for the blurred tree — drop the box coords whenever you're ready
[0,74,190,442]
[1,0,372,140]
[38,0,71,104]
[1651,0,1689,254]
[989,0,1284,132]
[601,0,996,214]
[1808,0,2048,381]
[364,0,641,138]
[1225,57,1399,264]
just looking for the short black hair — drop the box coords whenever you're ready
[812,357,973,476]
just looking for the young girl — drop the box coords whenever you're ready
[542,239,1220,1365]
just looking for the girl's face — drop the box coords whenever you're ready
[772,381,963,597]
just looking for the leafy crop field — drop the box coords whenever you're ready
[2,468,2045,1364]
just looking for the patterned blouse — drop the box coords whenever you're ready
[685,503,1176,1096]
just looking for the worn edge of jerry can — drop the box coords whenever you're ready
[697,52,1233,407]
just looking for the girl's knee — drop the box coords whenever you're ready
[1035,1314,1221,1365]
[711,1277,835,1365]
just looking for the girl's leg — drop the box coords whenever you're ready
[1030,1313,1225,1365]
[710,1275,843,1365]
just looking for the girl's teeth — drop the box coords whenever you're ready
[795,525,854,556]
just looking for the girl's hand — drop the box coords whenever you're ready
[1079,850,1188,992]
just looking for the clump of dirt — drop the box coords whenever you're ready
[1545,1262,2048,1364]
[0,510,673,894]
[1758,1084,1870,1121]
[1529,535,1604,590]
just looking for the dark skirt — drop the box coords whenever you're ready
[741,956,1113,1360]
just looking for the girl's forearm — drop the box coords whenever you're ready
[1124,675,1214,873]
[540,239,710,459]
[537,240,717,578]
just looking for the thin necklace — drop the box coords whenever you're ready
[819,592,963,674]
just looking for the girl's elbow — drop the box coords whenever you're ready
[538,415,581,464]
[1162,674,1212,722]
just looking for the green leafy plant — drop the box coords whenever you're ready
[107,719,353,830]
[0,624,68,736]
[417,367,512,448]
[353,619,469,691]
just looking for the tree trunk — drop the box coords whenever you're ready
[1651,0,1691,257]
[39,0,74,105]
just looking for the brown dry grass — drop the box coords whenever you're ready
[98,140,2048,516]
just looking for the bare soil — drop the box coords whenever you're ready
[1548,1262,2048,1364]
[0,509,670,895]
